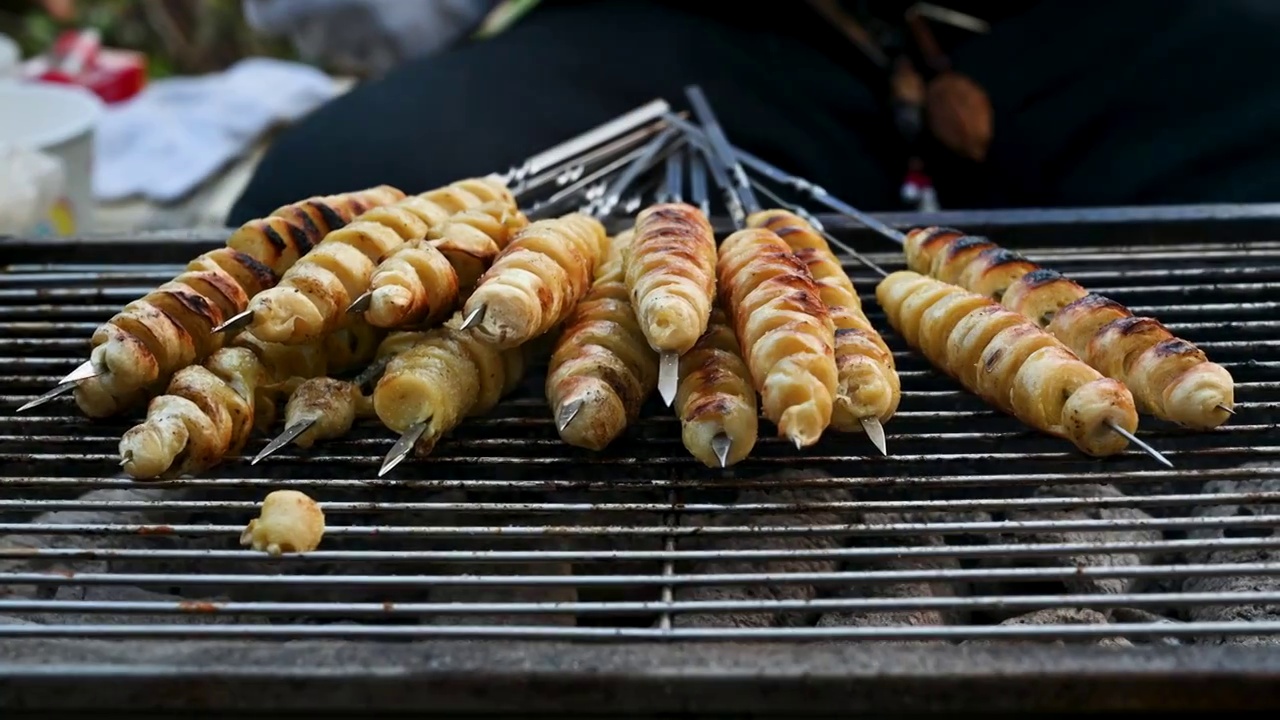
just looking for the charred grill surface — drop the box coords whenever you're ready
[0,211,1278,664]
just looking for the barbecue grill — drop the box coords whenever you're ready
[1,204,1279,713]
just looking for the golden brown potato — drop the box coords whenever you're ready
[546,231,659,451]
[75,185,404,418]
[876,270,1139,457]
[717,227,837,448]
[245,177,516,344]
[462,213,608,349]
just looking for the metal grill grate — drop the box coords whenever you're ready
[1,208,1279,651]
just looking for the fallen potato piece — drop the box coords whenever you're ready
[240,490,326,555]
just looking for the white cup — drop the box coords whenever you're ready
[0,33,18,81]
[0,82,104,235]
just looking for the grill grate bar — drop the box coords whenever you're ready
[0,591,1276,617]
[5,445,1275,468]
[2,535,1276,562]
[1,621,1279,641]
[5,563,1280,587]
[1,514,1277,536]
[0,490,1276,513]
[2,464,1277,490]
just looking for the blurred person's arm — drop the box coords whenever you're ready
[38,0,74,20]
[242,0,502,77]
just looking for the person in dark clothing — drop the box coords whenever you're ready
[228,0,1280,224]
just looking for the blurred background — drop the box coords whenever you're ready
[0,0,522,237]
[0,0,298,78]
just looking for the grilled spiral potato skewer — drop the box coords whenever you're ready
[460,213,609,348]
[119,322,382,480]
[717,227,838,449]
[876,270,1141,456]
[904,226,1234,429]
[243,177,517,344]
[250,329,422,463]
[362,204,527,329]
[546,231,659,450]
[231,186,406,276]
[373,312,530,474]
[675,306,758,468]
[748,209,899,452]
[71,186,403,419]
[624,202,718,405]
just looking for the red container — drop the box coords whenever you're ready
[24,29,147,104]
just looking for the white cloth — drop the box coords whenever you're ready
[92,57,339,203]
[242,0,498,76]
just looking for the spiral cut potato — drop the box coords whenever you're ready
[245,177,517,344]
[748,209,900,432]
[462,213,608,349]
[74,185,403,419]
[280,377,374,449]
[717,227,837,448]
[546,231,659,450]
[675,306,758,468]
[876,270,1139,456]
[624,203,718,355]
[275,329,411,450]
[119,346,262,480]
[241,490,326,555]
[374,312,528,457]
[904,226,1234,429]
[365,203,528,329]
[119,321,383,480]
[229,186,406,275]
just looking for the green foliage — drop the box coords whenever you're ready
[2,0,301,78]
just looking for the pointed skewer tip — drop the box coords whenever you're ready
[16,381,79,413]
[710,433,732,468]
[59,360,102,385]
[347,291,373,314]
[1105,420,1173,469]
[379,420,430,477]
[460,304,487,331]
[860,416,888,456]
[556,399,583,432]
[252,419,317,465]
[658,351,680,406]
[1217,404,1236,415]
[212,309,254,334]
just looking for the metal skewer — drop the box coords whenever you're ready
[737,146,1232,433]
[685,146,734,467]
[251,356,392,464]
[653,143,690,407]
[683,85,888,456]
[16,377,87,414]
[20,104,674,414]
[379,419,429,477]
[211,309,254,335]
[557,144,687,429]
[461,127,681,333]
[728,143,1174,467]
[344,133,671,319]
[235,119,684,335]
[16,358,104,412]
[505,99,670,193]
[555,400,582,432]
